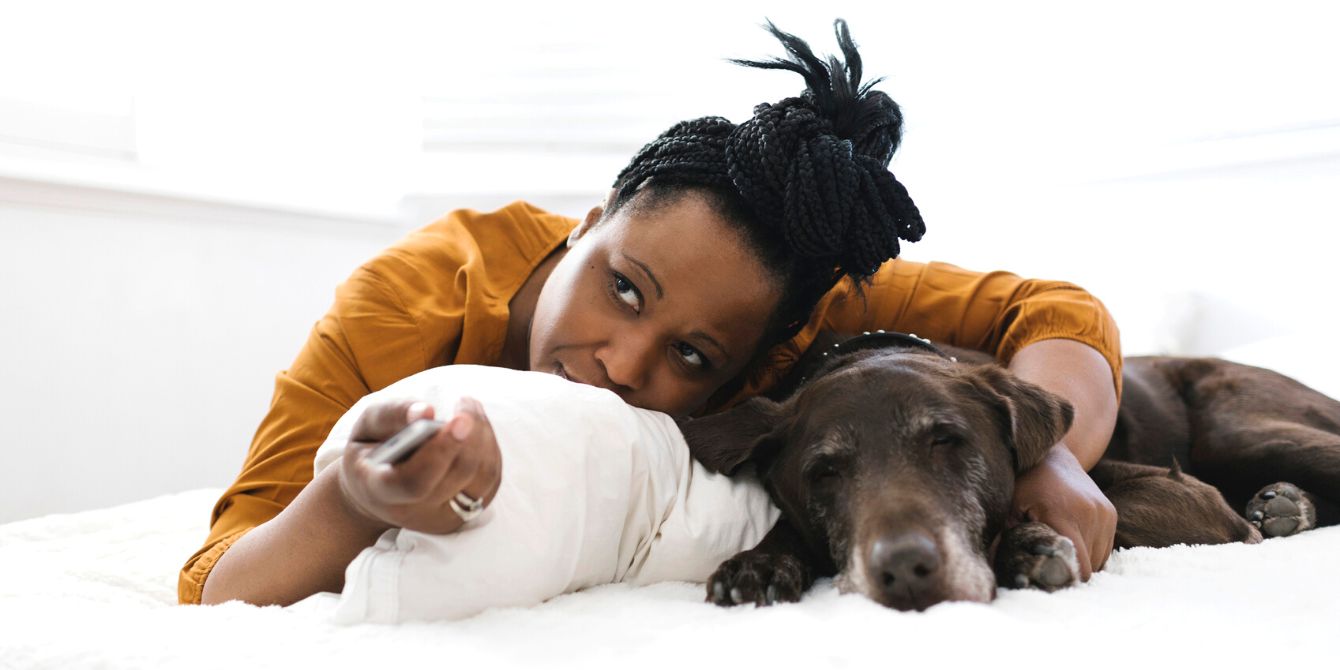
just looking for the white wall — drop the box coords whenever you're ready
[2,0,1339,522]
[0,180,404,522]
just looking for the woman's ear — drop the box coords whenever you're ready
[568,189,617,246]
[567,206,602,246]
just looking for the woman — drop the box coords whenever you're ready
[186,20,1120,607]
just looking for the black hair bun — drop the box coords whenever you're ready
[726,19,924,277]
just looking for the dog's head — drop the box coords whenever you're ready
[683,338,1072,611]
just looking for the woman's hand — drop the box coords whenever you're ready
[1011,444,1117,580]
[338,397,502,535]
[201,396,501,606]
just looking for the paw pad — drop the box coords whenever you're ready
[1246,482,1317,538]
[996,522,1081,593]
[707,552,809,607]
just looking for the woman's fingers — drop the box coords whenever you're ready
[401,398,493,505]
[1052,520,1093,581]
[350,399,435,442]
[1095,514,1116,572]
[368,420,464,504]
[453,397,501,500]
[401,398,500,517]
[434,447,484,508]
[342,396,503,533]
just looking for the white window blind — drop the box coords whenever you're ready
[0,95,136,161]
[407,10,782,199]
[0,3,137,162]
[421,39,680,158]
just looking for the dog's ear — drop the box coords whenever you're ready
[677,397,786,475]
[966,365,1075,473]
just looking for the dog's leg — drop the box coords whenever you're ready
[1244,482,1320,537]
[993,522,1080,592]
[1189,423,1340,530]
[706,518,821,606]
[1091,460,1262,548]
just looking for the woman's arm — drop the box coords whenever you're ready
[182,267,436,605]
[201,399,501,607]
[200,464,389,606]
[1007,338,1119,580]
[1009,338,1118,470]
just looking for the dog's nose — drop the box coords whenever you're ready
[869,532,942,609]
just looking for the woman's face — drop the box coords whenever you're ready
[528,191,782,417]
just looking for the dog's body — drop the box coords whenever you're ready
[682,333,1340,611]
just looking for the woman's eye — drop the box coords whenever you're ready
[675,342,707,369]
[611,273,642,313]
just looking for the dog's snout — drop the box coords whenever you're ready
[869,532,942,609]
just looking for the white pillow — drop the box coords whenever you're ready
[311,365,778,623]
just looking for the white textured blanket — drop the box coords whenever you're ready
[1,488,1335,669]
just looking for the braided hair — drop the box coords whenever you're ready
[609,19,925,343]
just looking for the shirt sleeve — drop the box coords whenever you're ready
[178,266,439,605]
[823,259,1124,395]
[726,259,1123,408]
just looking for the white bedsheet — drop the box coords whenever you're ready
[1,488,1336,669]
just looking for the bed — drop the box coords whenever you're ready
[4,486,1338,667]
[3,342,1338,669]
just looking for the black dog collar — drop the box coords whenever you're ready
[795,330,958,389]
[820,330,957,363]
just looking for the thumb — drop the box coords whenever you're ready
[408,401,435,422]
[449,396,486,440]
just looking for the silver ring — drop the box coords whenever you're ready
[449,491,484,522]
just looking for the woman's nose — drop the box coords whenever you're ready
[594,334,655,393]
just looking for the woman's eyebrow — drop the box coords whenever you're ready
[620,252,663,299]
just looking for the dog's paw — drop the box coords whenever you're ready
[994,522,1080,593]
[706,550,811,607]
[1246,482,1317,538]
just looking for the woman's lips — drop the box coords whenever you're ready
[555,362,579,385]
[555,362,594,388]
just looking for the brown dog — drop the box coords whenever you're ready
[681,332,1339,612]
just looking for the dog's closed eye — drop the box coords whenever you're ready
[810,467,840,487]
[929,433,961,448]
[925,420,968,449]
[805,459,846,488]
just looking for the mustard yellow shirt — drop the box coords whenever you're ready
[178,201,1121,605]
